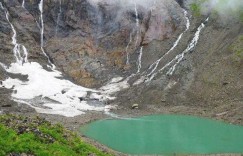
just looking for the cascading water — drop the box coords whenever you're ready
[153,18,208,78]
[166,18,208,76]
[132,10,190,85]
[0,2,119,117]
[126,31,133,65]
[0,2,28,65]
[146,10,190,81]
[38,0,44,49]
[134,3,140,46]
[38,0,55,69]
[137,46,143,73]
[22,0,25,9]
[55,0,62,36]
[22,46,28,63]
[0,1,209,118]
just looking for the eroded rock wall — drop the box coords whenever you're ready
[1,0,186,87]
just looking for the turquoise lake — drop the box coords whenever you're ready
[80,115,243,155]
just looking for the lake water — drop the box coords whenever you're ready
[80,115,243,155]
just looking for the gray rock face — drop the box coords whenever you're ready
[0,0,185,87]
[0,0,242,124]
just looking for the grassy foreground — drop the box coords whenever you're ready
[0,115,111,156]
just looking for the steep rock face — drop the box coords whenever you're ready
[116,16,243,124]
[0,0,185,87]
[1,0,50,65]
[0,0,242,123]
[45,0,185,87]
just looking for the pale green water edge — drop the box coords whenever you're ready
[80,115,243,155]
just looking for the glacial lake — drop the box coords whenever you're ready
[80,115,243,155]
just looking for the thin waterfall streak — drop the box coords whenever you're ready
[166,53,184,75]
[148,57,175,81]
[22,0,25,9]
[39,0,44,47]
[22,45,28,63]
[146,33,183,77]
[166,22,206,76]
[15,45,22,62]
[134,3,139,46]
[184,10,190,31]
[40,47,55,69]
[38,0,56,69]
[0,2,3,9]
[154,18,207,78]
[137,46,143,73]
[134,3,139,28]
[1,3,28,64]
[55,0,62,36]
[146,9,190,81]
[126,31,133,65]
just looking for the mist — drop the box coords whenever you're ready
[203,0,242,15]
[186,0,243,17]
[88,0,158,9]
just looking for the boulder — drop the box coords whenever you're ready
[132,104,139,109]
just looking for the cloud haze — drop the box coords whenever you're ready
[186,0,243,16]
[201,0,243,15]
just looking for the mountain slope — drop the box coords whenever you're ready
[0,0,242,125]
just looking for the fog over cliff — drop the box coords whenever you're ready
[186,0,243,16]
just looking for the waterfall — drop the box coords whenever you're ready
[0,2,28,64]
[0,1,210,117]
[134,3,140,46]
[150,18,208,79]
[22,0,25,9]
[55,0,62,36]
[166,19,207,75]
[22,45,28,63]
[137,46,143,73]
[134,3,139,29]
[146,34,183,77]
[0,2,120,117]
[38,0,55,69]
[38,0,44,48]
[146,10,190,81]
[126,31,133,65]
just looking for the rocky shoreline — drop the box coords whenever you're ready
[0,101,243,156]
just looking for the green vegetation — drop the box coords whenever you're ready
[0,115,111,156]
[190,3,201,17]
[239,10,243,22]
[189,0,207,17]
[190,0,243,22]
[231,35,243,60]
[240,36,243,41]
[230,35,243,60]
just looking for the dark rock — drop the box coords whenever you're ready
[2,104,12,107]
[61,90,66,94]
[132,104,139,109]
[222,82,229,86]
[79,97,84,101]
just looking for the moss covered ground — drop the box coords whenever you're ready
[0,115,111,156]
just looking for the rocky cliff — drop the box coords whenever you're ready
[0,0,242,124]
